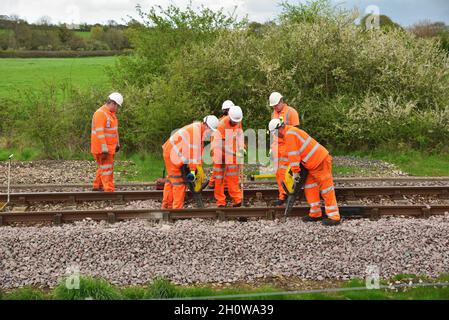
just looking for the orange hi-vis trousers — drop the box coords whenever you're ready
[162,152,187,209]
[273,144,288,201]
[303,155,340,221]
[93,153,115,192]
[213,163,242,207]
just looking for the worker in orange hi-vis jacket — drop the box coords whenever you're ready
[269,92,300,206]
[208,100,235,189]
[91,92,123,193]
[212,106,244,207]
[161,116,219,209]
[268,118,341,226]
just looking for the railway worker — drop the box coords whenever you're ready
[91,92,123,193]
[208,100,236,189]
[211,106,245,207]
[268,119,341,226]
[162,115,219,209]
[269,92,300,206]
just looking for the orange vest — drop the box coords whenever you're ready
[271,104,300,127]
[271,104,300,157]
[284,125,329,172]
[212,116,244,165]
[162,122,204,170]
[91,105,119,154]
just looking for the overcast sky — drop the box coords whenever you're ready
[1,0,449,27]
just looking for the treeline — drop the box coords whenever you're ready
[1,1,448,158]
[0,15,130,51]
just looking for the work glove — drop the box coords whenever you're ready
[186,171,196,183]
[115,145,120,153]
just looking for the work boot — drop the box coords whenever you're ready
[233,203,242,208]
[302,215,323,223]
[273,199,286,207]
[322,218,341,226]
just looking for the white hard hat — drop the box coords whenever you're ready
[268,118,284,132]
[222,100,235,111]
[203,115,219,132]
[108,92,123,106]
[229,105,243,123]
[269,92,283,107]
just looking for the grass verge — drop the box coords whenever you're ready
[1,275,449,300]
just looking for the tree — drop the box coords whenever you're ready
[91,25,104,40]
[360,14,402,31]
[36,15,52,26]
[409,20,446,38]
[58,26,74,43]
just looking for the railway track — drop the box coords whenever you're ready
[1,204,449,226]
[1,176,449,191]
[0,185,448,205]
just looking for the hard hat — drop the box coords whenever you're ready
[229,106,243,123]
[203,115,219,132]
[268,118,284,132]
[222,100,235,111]
[269,92,283,107]
[108,92,123,106]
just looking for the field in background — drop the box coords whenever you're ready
[0,56,116,98]
[74,31,91,39]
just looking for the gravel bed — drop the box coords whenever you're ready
[1,216,449,289]
[0,160,135,185]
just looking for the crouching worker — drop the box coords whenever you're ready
[162,116,219,209]
[268,119,341,226]
[91,92,123,192]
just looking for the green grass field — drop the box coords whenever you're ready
[0,56,116,98]
[74,31,91,39]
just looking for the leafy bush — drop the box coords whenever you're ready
[2,1,449,156]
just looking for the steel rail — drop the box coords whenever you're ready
[1,204,448,226]
[1,176,449,190]
[0,185,448,205]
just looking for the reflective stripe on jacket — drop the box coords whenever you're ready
[271,104,300,158]
[284,125,329,172]
[211,116,244,165]
[162,122,204,171]
[91,105,119,154]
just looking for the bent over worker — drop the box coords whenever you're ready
[91,92,123,192]
[268,119,341,226]
[162,116,219,209]
[212,106,244,207]
[269,92,300,206]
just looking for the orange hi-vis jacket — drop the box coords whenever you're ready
[272,104,300,127]
[162,122,204,171]
[212,116,244,164]
[91,105,119,155]
[271,104,300,154]
[284,125,329,173]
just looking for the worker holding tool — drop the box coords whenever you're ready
[212,106,244,207]
[208,100,235,189]
[91,92,123,193]
[268,119,341,226]
[269,92,300,206]
[162,116,219,209]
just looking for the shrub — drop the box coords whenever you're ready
[53,276,121,300]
